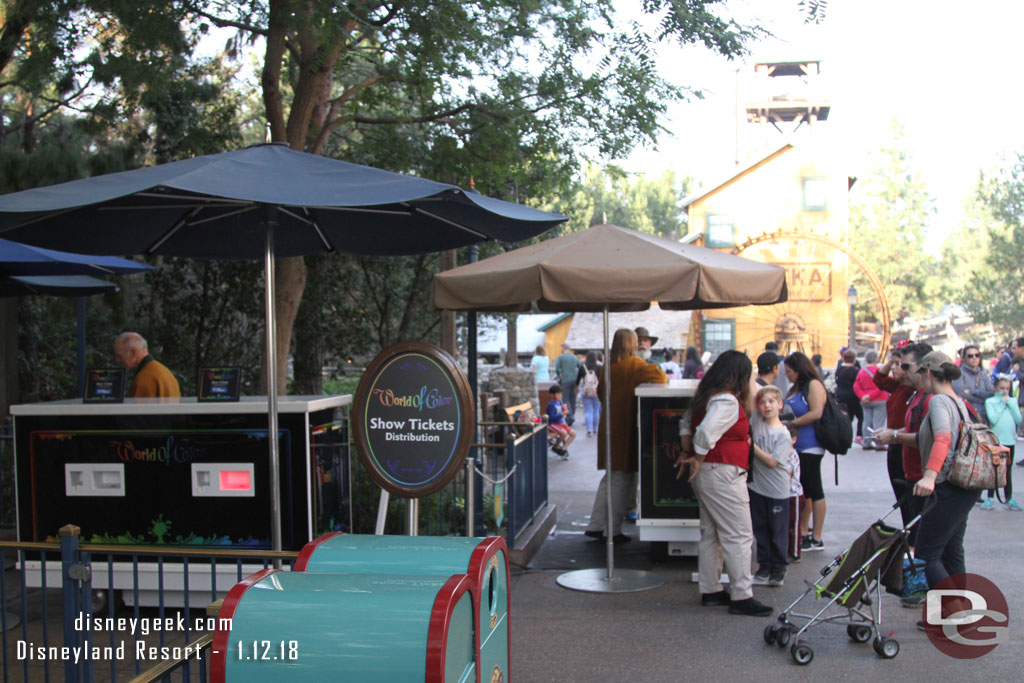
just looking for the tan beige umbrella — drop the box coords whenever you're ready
[432,223,788,593]
[432,223,788,312]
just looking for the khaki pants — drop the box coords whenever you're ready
[585,470,634,536]
[692,462,754,600]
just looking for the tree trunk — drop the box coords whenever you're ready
[440,250,457,355]
[291,254,327,395]
[506,315,518,368]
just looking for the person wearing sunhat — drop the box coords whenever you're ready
[635,327,658,364]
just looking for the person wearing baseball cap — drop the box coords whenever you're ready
[911,350,986,608]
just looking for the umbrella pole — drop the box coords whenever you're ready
[262,205,283,564]
[556,306,663,593]
[603,306,614,578]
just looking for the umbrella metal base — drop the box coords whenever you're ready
[556,568,663,593]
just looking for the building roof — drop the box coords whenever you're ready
[476,313,562,354]
[681,144,794,209]
[563,308,692,352]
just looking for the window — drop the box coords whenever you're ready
[802,177,827,211]
[705,214,735,248]
[702,319,735,361]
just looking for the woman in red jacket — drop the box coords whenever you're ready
[678,350,772,617]
[855,349,889,449]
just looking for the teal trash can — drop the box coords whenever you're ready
[296,534,510,683]
[211,569,476,683]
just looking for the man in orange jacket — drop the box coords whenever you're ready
[113,332,181,398]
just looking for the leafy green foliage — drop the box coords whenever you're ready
[959,152,1024,335]
[848,122,941,319]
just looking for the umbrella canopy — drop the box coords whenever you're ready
[431,223,788,312]
[431,222,787,590]
[0,237,153,276]
[1,274,117,297]
[0,143,565,257]
[0,143,565,554]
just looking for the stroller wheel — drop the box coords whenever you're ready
[763,624,776,644]
[873,637,900,659]
[847,624,873,643]
[775,627,791,647]
[790,642,814,665]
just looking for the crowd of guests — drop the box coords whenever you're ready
[543,330,1022,621]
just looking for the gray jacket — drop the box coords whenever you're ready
[952,364,994,415]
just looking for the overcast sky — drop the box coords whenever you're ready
[619,0,1024,239]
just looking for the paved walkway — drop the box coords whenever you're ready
[509,416,1022,682]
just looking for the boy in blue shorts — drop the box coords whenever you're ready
[546,384,576,457]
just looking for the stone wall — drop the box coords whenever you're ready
[486,366,538,413]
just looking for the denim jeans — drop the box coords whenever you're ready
[582,396,601,432]
[914,481,980,588]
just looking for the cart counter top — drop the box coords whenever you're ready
[10,394,351,416]
[635,379,698,398]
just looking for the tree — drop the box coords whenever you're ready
[848,122,940,320]
[569,164,691,237]
[186,0,759,389]
[960,152,1024,335]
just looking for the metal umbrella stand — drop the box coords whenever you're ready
[0,143,566,554]
[432,223,789,593]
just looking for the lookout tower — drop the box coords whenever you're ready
[745,60,830,136]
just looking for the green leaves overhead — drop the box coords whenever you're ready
[960,153,1024,335]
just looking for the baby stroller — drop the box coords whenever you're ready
[763,496,926,665]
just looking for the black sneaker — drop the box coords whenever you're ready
[700,589,731,607]
[552,446,565,456]
[752,567,771,585]
[728,597,773,617]
[768,569,786,586]
[801,536,824,552]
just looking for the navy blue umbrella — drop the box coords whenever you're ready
[0,237,152,275]
[1,274,117,297]
[0,143,566,552]
[0,239,152,395]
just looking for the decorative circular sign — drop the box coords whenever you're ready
[352,341,474,498]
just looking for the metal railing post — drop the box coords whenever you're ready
[60,524,84,683]
[465,457,475,537]
[505,434,517,546]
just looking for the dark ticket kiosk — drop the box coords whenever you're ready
[636,380,700,556]
[10,395,351,605]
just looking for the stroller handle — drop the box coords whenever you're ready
[886,479,938,527]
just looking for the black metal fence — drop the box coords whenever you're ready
[0,414,550,681]
[1,529,300,682]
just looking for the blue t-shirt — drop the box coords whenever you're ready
[546,399,565,425]
[785,388,824,454]
[530,355,550,381]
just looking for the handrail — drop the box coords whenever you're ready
[0,539,299,559]
[126,633,213,683]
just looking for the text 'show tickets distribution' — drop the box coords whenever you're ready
[352,342,473,498]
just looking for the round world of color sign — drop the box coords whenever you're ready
[352,341,474,498]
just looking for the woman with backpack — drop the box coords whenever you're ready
[582,350,602,437]
[782,352,827,552]
[682,346,703,379]
[910,351,982,592]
